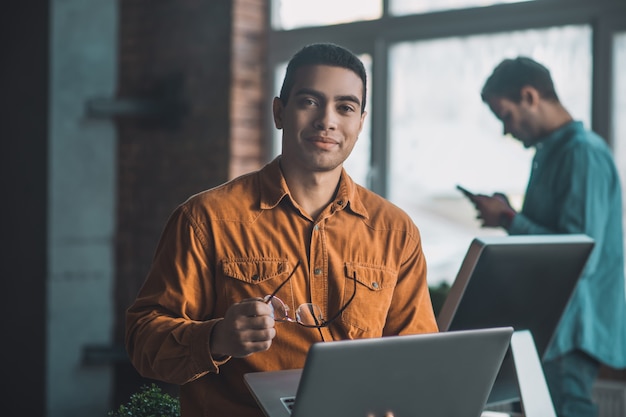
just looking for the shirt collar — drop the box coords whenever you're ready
[258,156,369,219]
[535,120,582,151]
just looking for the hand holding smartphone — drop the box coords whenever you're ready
[456,184,477,199]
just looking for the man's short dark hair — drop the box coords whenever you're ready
[481,56,559,103]
[279,43,367,113]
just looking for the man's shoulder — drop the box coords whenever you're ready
[355,185,400,210]
[181,171,262,218]
[564,122,607,148]
[564,129,614,161]
[354,185,419,231]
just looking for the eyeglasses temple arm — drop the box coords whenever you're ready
[321,271,358,325]
[265,260,301,303]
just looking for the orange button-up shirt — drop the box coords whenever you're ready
[126,157,438,417]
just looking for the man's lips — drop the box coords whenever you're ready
[307,136,339,151]
[307,136,339,145]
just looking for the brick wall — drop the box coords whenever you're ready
[230,0,270,177]
[113,0,269,403]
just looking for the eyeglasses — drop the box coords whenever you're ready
[264,261,357,328]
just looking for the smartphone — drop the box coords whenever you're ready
[456,184,476,199]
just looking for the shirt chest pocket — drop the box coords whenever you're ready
[220,258,291,303]
[341,263,398,335]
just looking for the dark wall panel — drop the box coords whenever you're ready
[0,2,49,416]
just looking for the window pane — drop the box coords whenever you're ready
[388,25,592,285]
[271,0,382,30]
[611,31,626,286]
[391,0,532,15]
[271,55,372,187]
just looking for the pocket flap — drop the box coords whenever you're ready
[222,258,290,284]
[345,263,397,291]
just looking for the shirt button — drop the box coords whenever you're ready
[314,225,319,231]
[251,274,260,281]
[533,162,539,169]
[314,268,322,275]
[372,282,379,289]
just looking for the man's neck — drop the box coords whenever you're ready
[540,102,573,135]
[537,102,573,138]
[280,159,342,220]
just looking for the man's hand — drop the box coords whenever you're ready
[470,192,516,228]
[210,298,276,358]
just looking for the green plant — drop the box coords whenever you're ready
[429,282,451,317]
[108,383,180,417]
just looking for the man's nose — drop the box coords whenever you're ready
[314,106,338,130]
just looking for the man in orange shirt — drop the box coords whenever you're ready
[125,43,438,417]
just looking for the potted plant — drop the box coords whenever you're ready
[109,383,180,417]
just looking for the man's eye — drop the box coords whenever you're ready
[339,104,356,113]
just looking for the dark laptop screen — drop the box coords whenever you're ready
[436,234,594,405]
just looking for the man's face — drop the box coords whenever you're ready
[486,95,539,148]
[273,65,366,173]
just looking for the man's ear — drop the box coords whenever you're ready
[358,110,367,135]
[520,86,540,107]
[272,97,283,129]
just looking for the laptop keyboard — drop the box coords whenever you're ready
[280,396,296,414]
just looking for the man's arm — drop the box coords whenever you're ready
[125,206,276,384]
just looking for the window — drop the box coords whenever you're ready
[612,32,626,273]
[388,25,592,284]
[271,0,382,30]
[390,0,532,16]
[269,0,626,285]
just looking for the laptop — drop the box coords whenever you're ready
[508,330,557,417]
[244,327,513,417]
[436,234,594,406]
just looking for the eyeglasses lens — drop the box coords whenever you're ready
[265,296,290,321]
[295,303,325,326]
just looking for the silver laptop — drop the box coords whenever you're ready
[244,327,513,417]
[509,330,557,417]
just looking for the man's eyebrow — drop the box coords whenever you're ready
[335,94,361,107]
[294,88,361,107]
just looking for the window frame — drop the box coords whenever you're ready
[266,0,626,197]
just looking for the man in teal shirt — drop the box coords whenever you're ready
[468,57,626,417]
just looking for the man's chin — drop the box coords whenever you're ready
[517,137,535,148]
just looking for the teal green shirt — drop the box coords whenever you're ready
[509,121,626,367]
